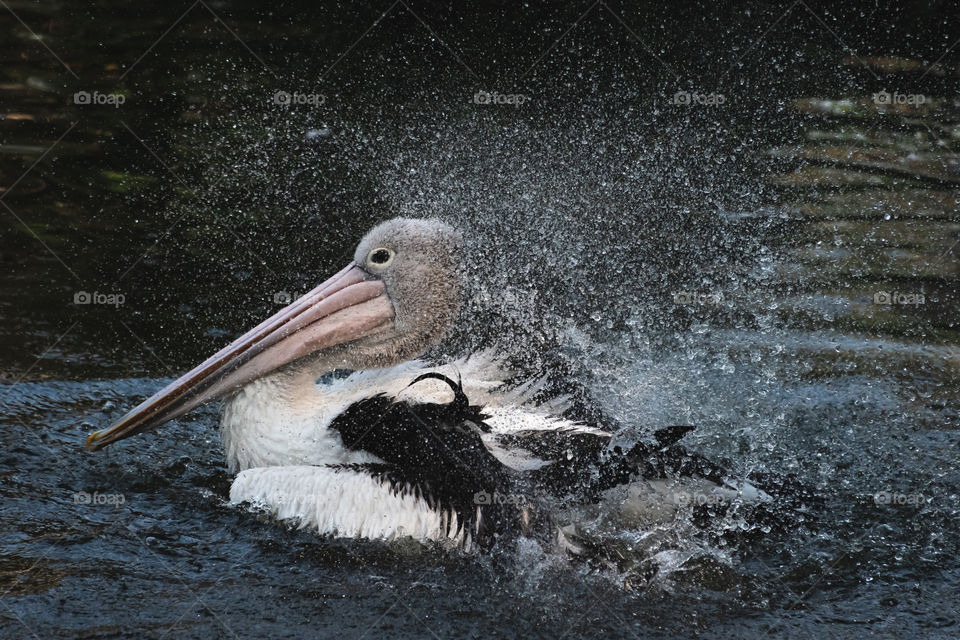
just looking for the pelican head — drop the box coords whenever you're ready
[86,217,464,451]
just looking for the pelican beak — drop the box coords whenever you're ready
[86,264,394,451]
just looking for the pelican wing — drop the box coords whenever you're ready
[327,374,528,547]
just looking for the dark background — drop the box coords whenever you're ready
[2,2,958,639]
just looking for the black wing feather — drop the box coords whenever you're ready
[328,374,522,547]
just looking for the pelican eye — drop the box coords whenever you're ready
[368,247,395,267]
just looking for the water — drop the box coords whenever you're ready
[2,2,959,638]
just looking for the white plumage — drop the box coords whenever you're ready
[230,465,471,548]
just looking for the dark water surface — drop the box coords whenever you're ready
[2,2,959,638]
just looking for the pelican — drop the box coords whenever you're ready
[87,218,775,551]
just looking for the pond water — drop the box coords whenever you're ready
[1,2,958,638]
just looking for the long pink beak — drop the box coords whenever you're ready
[86,264,394,451]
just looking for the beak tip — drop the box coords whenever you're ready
[85,431,104,451]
